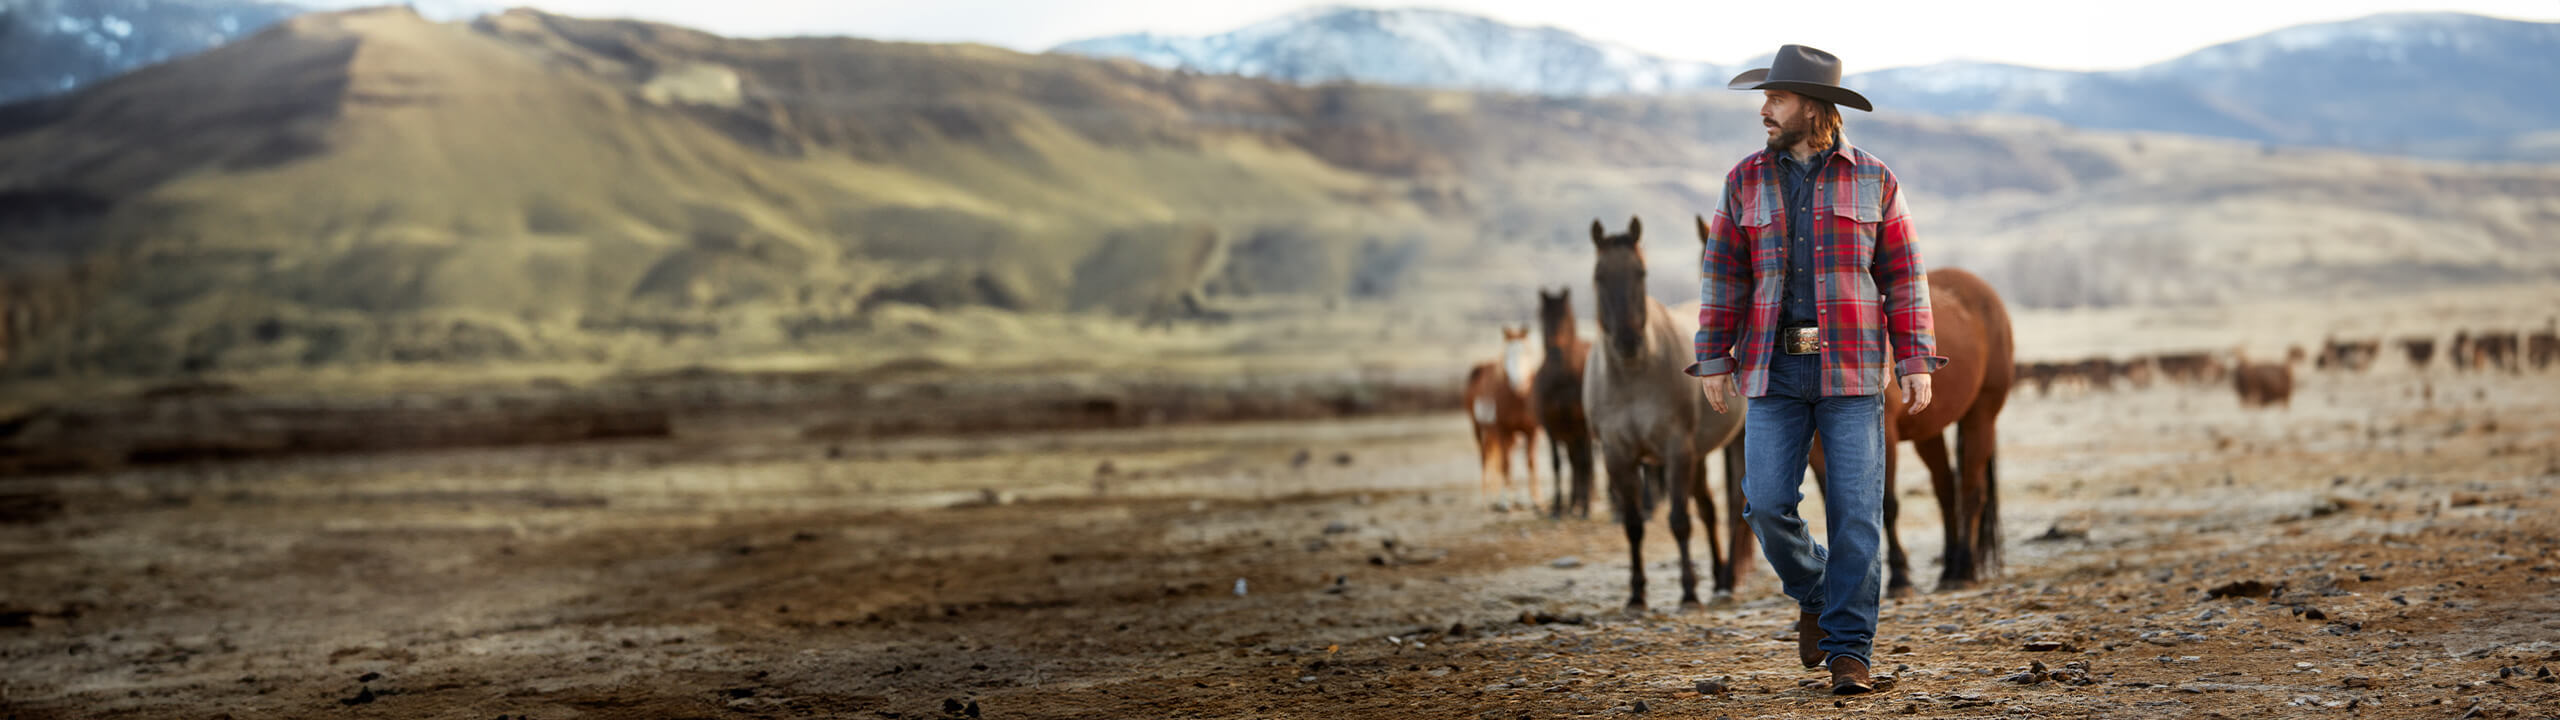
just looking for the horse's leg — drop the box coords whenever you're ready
[1960,415,2004,582]
[1569,431,1597,519]
[1607,453,1648,611]
[1478,426,1503,510]
[1882,423,1916,599]
[1547,433,1566,518]
[1521,425,1543,516]
[1665,447,1704,611]
[1722,428,1756,597]
[1688,447,1730,603]
[1912,431,1968,591]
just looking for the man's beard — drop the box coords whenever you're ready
[1765,113,1808,155]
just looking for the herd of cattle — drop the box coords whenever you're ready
[2018,322,2558,409]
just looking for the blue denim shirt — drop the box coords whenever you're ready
[1774,138,1838,329]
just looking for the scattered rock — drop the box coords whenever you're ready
[2205,580,2277,600]
[1551,556,1584,569]
[1289,450,1312,468]
[1695,678,1727,696]
[2023,640,2075,652]
[1630,699,1650,713]
[1322,521,1353,535]
[1890,645,1913,654]
[2342,676,2377,689]
[2027,524,2088,543]
[340,686,377,706]
[356,671,381,683]
[1333,452,1354,466]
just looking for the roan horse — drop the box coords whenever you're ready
[1583,217,1754,610]
[1532,289,1596,519]
[1809,267,2014,595]
[1463,326,1543,511]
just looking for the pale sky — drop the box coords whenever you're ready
[362,0,2560,72]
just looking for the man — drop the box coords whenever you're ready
[1687,44,1945,695]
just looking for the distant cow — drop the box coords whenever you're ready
[2232,349,2299,409]
[2397,336,2436,370]
[2475,331,2521,373]
[2152,351,2224,384]
[2315,337,2381,372]
[2528,322,2557,371]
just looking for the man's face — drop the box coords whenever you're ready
[1761,90,1809,152]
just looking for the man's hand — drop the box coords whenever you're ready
[1901,373,1933,416]
[1699,374,1736,414]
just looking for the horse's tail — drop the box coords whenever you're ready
[1968,429,2005,575]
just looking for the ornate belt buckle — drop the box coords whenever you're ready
[1786,327,1821,355]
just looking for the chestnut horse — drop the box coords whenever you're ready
[1533,288,1596,519]
[1811,267,2014,595]
[1463,326,1543,511]
[1584,217,1754,610]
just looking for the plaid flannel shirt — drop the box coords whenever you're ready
[1686,141,1947,397]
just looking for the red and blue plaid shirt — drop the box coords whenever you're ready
[1687,140,1947,397]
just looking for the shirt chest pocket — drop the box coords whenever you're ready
[1740,190,1784,272]
[1823,175,1884,267]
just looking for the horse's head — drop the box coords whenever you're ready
[1536,288,1575,353]
[1589,216,1647,358]
[1501,324,1530,344]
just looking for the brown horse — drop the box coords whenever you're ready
[2232,347,2299,408]
[1810,267,2014,595]
[1532,288,1596,519]
[1582,217,1754,611]
[1463,326,1542,512]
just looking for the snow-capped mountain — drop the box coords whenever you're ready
[1054,5,1732,96]
[0,0,494,106]
[1863,12,2560,148]
[0,0,304,105]
[1061,8,2560,157]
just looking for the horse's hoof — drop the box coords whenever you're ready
[1707,592,1739,609]
[1886,583,1918,600]
[1623,600,1649,616]
[1490,501,1511,513]
[1935,578,1978,593]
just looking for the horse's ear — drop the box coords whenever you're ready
[1589,219,1606,246]
[1695,214,1711,242]
[1626,216,1643,244]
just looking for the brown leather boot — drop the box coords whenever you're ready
[1829,655,1874,695]
[1796,611,1826,668]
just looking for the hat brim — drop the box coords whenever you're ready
[1727,68,1873,112]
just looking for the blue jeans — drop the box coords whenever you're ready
[1742,351,1888,668]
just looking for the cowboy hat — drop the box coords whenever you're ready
[1727,44,1872,112]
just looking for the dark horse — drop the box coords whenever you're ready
[1811,267,2015,594]
[1583,217,1754,610]
[1533,288,1595,518]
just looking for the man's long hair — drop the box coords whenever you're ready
[1805,99,1843,151]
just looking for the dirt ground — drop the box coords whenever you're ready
[4,357,2559,719]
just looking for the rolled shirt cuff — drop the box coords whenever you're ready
[1685,355,1737,378]
[1896,355,1950,377]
